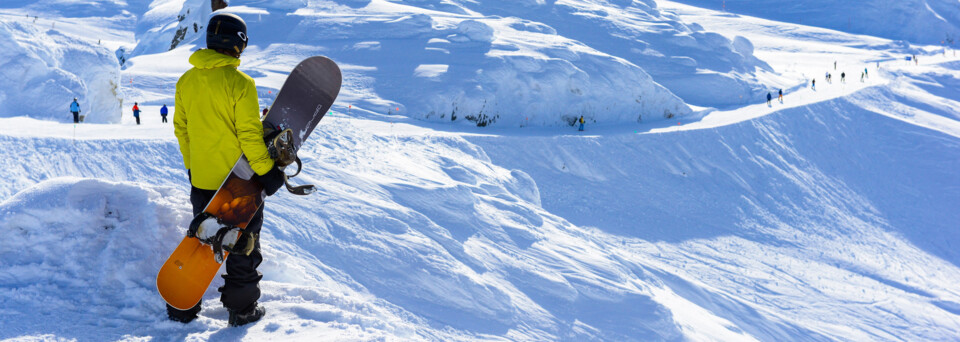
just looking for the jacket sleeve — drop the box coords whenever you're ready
[173,84,191,170]
[235,77,275,176]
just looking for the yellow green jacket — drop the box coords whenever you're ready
[174,49,274,190]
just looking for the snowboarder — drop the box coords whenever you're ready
[132,102,141,125]
[766,92,772,105]
[70,98,80,123]
[578,115,585,131]
[778,89,783,103]
[160,104,169,123]
[170,12,284,327]
[811,78,816,90]
[840,72,845,83]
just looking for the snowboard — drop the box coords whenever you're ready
[158,56,342,310]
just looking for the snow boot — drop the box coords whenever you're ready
[228,302,265,327]
[167,302,201,323]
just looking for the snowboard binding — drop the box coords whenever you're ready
[188,213,256,263]
[264,122,316,196]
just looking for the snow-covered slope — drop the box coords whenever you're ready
[119,0,787,126]
[1,0,960,341]
[670,0,960,46]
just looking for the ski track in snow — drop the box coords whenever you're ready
[1,0,960,341]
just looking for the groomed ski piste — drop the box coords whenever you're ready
[1,0,959,341]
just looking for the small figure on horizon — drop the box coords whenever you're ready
[778,89,783,103]
[766,92,772,105]
[578,115,585,131]
[864,67,868,78]
[834,60,837,70]
[860,71,865,82]
[132,102,141,125]
[812,79,816,90]
[161,104,169,123]
[70,98,80,123]
[840,72,846,83]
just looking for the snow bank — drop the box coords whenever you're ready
[0,20,122,123]
[453,0,772,107]
[229,2,692,127]
[0,178,187,337]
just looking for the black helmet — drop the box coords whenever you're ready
[207,12,248,55]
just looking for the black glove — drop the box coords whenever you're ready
[257,166,285,196]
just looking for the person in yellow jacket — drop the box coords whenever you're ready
[170,12,283,327]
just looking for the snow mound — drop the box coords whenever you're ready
[0,178,187,334]
[452,0,772,107]
[0,20,122,123]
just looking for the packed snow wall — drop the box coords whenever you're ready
[0,20,123,123]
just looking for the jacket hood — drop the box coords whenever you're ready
[189,49,241,69]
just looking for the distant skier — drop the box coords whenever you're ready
[834,60,837,70]
[169,12,283,327]
[840,72,845,83]
[860,71,865,82]
[70,98,80,123]
[864,67,868,78]
[132,102,141,125]
[160,104,168,123]
[766,92,772,105]
[578,115,585,131]
[778,89,783,103]
[811,78,816,90]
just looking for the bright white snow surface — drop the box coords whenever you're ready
[1,0,960,341]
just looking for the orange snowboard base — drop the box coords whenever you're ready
[156,236,230,310]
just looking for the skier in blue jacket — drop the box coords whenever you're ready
[70,98,80,123]
[160,104,169,123]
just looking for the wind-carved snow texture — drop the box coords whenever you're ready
[124,0,777,126]
[670,0,960,45]
[2,0,960,340]
[0,19,122,123]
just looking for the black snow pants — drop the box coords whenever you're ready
[168,187,264,318]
